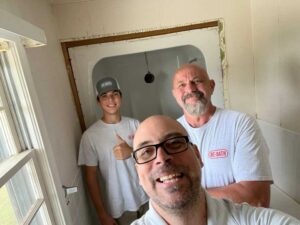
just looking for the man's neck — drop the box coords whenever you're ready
[101,113,121,124]
[154,191,207,225]
[184,105,216,128]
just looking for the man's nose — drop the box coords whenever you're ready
[154,146,172,164]
[185,81,197,92]
[107,95,114,100]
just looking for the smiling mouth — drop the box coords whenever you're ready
[157,173,183,183]
[183,92,203,102]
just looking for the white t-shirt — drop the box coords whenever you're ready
[131,193,300,225]
[78,116,148,218]
[177,108,273,188]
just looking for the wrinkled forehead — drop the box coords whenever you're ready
[133,116,187,148]
[173,66,208,83]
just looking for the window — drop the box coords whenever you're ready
[0,32,55,225]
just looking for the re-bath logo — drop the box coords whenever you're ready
[101,81,112,88]
[208,149,228,159]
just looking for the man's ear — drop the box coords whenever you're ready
[210,79,215,93]
[172,88,176,98]
[191,144,203,168]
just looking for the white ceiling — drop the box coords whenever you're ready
[50,0,92,5]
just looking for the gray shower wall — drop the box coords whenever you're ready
[92,45,222,123]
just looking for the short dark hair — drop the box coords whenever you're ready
[96,90,122,102]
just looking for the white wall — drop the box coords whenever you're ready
[52,0,256,115]
[52,0,300,219]
[259,120,300,219]
[0,1,91,225]
[251,0,300,133]
[2,0,299,223]
[251,0,300,209]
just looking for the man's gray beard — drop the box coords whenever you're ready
[153,177,201,215]
[151,163,201,215]
[184,100,208,116]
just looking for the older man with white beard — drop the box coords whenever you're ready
[172,64,273,207]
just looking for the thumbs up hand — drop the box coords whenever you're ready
[113,134,133,160]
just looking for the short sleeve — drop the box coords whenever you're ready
[78,132,98,166]
[233,115,273,182]
[134,119,140,129]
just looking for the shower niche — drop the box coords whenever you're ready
[65,21,226,130]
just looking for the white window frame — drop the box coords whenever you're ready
[0,10,67,225]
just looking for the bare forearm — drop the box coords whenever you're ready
[84,166,116,224]
[206,181,271,207]
[85,174,107,216]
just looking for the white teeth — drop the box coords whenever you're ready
[159,173,181,183]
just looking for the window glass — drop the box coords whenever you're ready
[0,35,53,224]
[0,159,44,224]
[0,80,18,162]
[0,185,18,225]
[0,50,32,150]
[29,204,50,225]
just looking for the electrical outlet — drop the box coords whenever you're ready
[62,185,78,196]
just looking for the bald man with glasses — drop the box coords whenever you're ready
[131,115,299,225]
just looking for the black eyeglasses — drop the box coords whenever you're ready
[132,136,190,164]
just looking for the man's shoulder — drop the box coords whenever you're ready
[82,120,104,137]
[176,115,186,123]
[130,216,146,225]
[207,193,300,224]
[121,116,140,127]
[218,108,245,116]
[121,116,139,122]
[217,108,253,122]
[87,119,102,129]
[206,193,256,223]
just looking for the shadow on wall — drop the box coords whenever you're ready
[258,120,300,219]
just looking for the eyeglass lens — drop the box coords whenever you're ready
[134,136,189,164]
